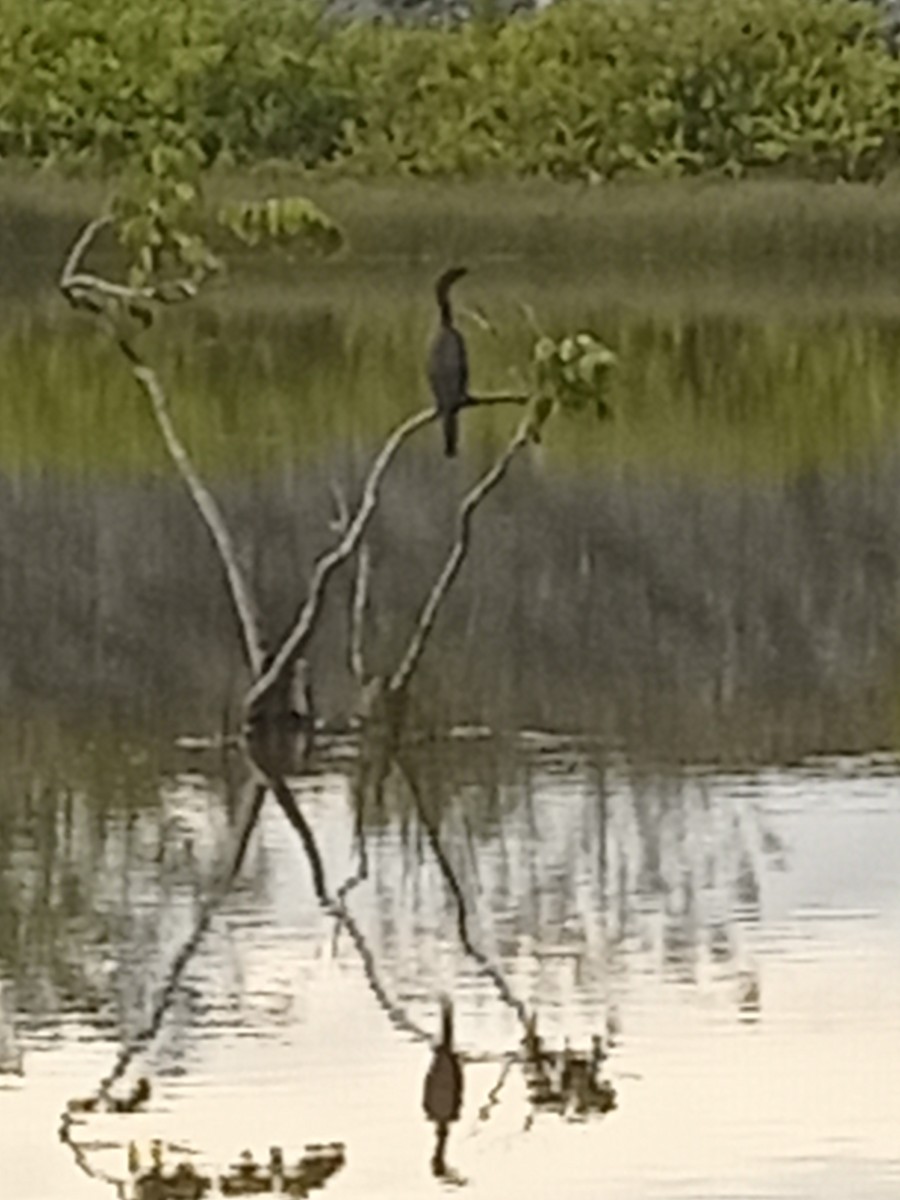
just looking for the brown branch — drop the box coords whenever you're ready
[389,414,532,696]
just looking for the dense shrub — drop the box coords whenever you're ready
[1,0,899,179]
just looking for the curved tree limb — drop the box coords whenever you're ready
[59,219,264,675]
[244,408,436,712]
[125,347,265,676]
[389,414,532,696]
[248,396,532,715]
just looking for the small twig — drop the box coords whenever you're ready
[389,414,532,695]
[329,480,351,534]
[246,394,532,716]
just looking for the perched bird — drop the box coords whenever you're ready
[422,995,464,1175]
[427,267,470,458]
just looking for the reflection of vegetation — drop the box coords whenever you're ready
[522,1021,616,1120]
[3,305,900,478]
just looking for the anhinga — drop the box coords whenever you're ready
[427,266,469,458]
[422,995,464,1176]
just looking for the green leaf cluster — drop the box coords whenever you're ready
[530,331,616,436]
[218,197,343,253]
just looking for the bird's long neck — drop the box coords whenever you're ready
[437,288,454,327]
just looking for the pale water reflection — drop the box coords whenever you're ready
[1,739,899,1198]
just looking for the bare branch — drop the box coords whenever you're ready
[247,395,532,715]
[60,216,112,291]
[349,542,371,685]
[129,356,265,675]
[60,217,201,311]
[245,408,436,712]
[329,479,351,533]
[389,414,532,696]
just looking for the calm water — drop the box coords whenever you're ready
[1,740,900,1199]
[3,192,900,1197]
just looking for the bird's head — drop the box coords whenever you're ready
[435,266,468,305]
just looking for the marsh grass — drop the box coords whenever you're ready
[6,172,900,479]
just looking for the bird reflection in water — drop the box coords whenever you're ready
[423,995,464,1178]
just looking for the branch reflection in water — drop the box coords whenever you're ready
[56,711,644,1196]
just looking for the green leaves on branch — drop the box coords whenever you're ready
[107,141,343,294]
[530,332,616,438]
[113,141,218,290]
[218,197,343,254]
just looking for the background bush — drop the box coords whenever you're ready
[1,0,899,180]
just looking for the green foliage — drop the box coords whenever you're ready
[112,141,220,288]
[533,332,616,428]
[1,0,899,181]
[329,0,900,180]
[219,196,343,253]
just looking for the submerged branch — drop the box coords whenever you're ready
[389,413,532,695]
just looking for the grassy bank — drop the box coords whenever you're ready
[5,172,900,480]
[9,169,900,305]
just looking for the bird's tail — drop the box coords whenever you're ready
[442,410,458,459]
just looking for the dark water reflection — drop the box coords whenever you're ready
[1,735,900,1198]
